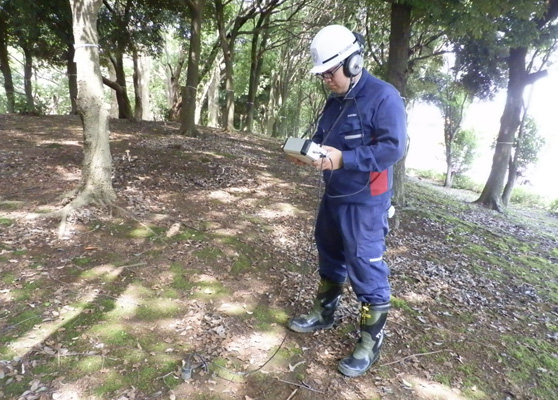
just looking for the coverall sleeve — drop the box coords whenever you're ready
[341,93,407,172]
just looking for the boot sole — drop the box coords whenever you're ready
[288,321,334,333]
[337,352,381,377]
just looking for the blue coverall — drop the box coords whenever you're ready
[312,68,407,304]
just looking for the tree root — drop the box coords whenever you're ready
[50,188,113,239]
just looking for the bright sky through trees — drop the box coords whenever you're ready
[407,63,558,200]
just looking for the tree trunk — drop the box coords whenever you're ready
[22,46,35,114]
[105,52,133,120]
[386,2,411,208]
[502,154,518,207]
[207,59,220,127]
[444,150,453,188]
[69,0,116,208]
[180,0,205,136]
[245,15,270,133]
[475,47,527,212]
[221,51,235,131]
[132,51,152,121]
[0,15,15,113]
[107,61,119,118]
[133,49,143,121]
[215,0,235,131]
[265,70,281,137]
[67,45,78,115]
[166,49,187,121]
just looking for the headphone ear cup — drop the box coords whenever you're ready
[343,52,363,77]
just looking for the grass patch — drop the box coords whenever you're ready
[0,217,14,225]
[169,262,196,291]
[135,299,180,321]
[247,304,289,330]
[502,335,558,399]
[72,256,94,267]
[0,200,24,210]
[390,296,414,313]
[193,246,225,262]
[0,310,42,349]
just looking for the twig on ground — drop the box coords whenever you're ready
[286,388,298,400]
[276,378,324,394]
[380,349,448,367]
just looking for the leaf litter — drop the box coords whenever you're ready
[0,114,557,399]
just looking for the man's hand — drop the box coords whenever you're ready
[312,145,343,170]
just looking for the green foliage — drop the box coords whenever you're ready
[452,175,483,193]
[452,128,478,176]
[509,187,547,208]
[549,199,558,214]
[515,116,545,176]
[408,168,445,183]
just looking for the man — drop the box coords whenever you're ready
[287,24,407,377]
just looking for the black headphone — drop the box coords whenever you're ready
[342,32,365,78]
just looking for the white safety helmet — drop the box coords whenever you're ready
[309,25,361,74]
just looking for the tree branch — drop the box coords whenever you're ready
[525,69,548,85]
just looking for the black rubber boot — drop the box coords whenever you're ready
[337,302,390,377]
[288,278,344,333]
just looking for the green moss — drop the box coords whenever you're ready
[0,200,23,210]
[390,296,414,313]
[502,335,558,398]
[92,371,126,396]
[247,304,289,330]
[230,254,252,275]
[0,217,13,225]
[169,262,195,290]
[193,246,225,262]
[135,300,180,321]
[72,256,94,266]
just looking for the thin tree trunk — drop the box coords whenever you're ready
[215,0,235,131]
[167,49,187,121]
[245,15,270,133]
[22,46,35,113]
[180,0,205,136]
[132,51,152,121]
[386,2,411,209]
[207,58,220,127]
[444,151,453,188]
[475,47,527,212]
[0,15,15,113]
[107,61,119,118]
[502,154,518,206]
[67,45,78,115]
[106,52,133,120]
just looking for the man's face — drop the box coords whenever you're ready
[318,63,351,94]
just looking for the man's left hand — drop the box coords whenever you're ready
[312,145,343,170]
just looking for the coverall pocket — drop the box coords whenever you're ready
[340,119,365,149]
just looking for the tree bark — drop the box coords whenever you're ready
[69,0,116,209]
[132,50,152,121]
[207,59,220,127]
[502,153,518,207]
[386,2,411,208]
[475,47,527,212]
[215,0,235,131]
[0,14,15,113]
[22,46,35,114]
[180,0,205,136]
[166,47,187,121]
[66,45,78,115]
[245,14,270,133]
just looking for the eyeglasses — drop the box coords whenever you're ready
[317,63,343,80]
